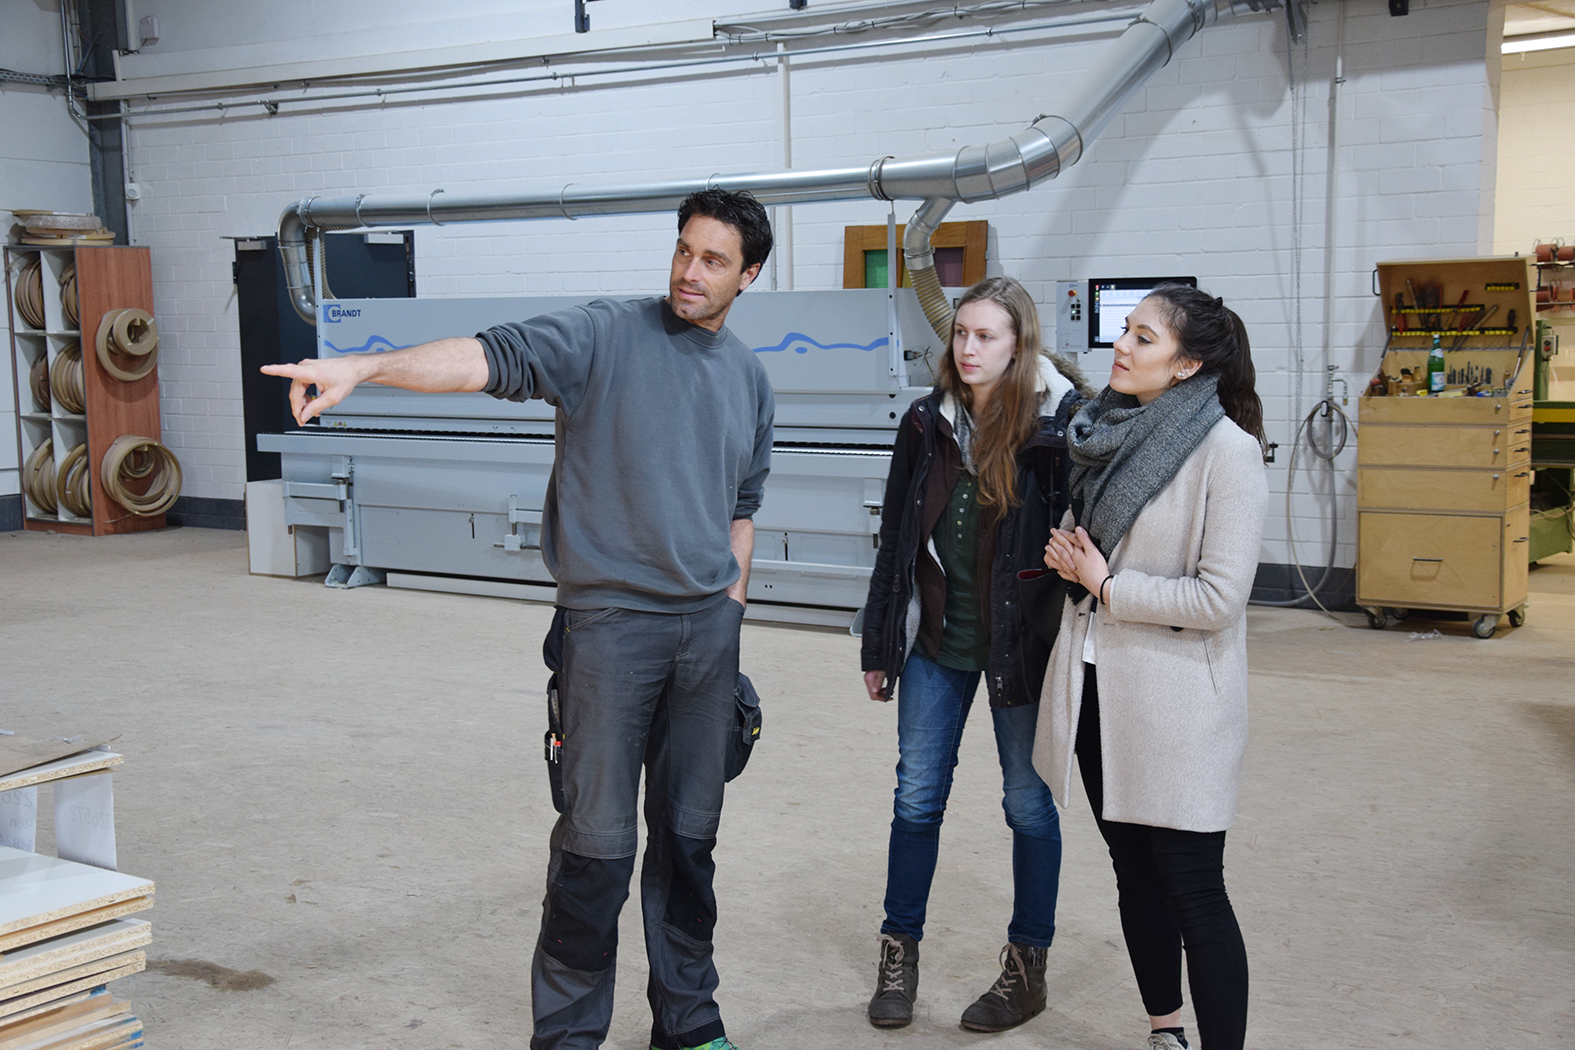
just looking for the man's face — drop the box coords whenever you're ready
[667,215,760,332]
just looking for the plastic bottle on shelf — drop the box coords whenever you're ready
[1427,334,1445,395]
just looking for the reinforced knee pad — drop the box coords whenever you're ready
[540,852,636,972]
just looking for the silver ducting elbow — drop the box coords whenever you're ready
[280,196,354,325]
[903,198,958,343]
[279,199,319,325]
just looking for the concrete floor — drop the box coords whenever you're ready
[1,526,1572,1050]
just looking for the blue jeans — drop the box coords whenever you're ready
[881,651,1062,947]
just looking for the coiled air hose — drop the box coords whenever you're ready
[55,442,92,518]
[101,435,182,516]
[15,257,45,329]
[95,308,159,382]
[23,438,56,515]
[50,343,85,414]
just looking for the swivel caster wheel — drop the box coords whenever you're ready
[1386,607,1410,622]
[1507,605,1527,628]
[1362,606,1390,630]
[1471,613,1499,639]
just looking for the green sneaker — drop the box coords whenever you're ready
[650,1040,739,1050]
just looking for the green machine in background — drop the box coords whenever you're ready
[1531,319,1575,563]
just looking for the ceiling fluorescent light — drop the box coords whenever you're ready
[1503,31,1575,54]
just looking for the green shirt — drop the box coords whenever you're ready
[927,471,990,671]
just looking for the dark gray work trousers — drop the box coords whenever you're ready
[530,599,743,1050]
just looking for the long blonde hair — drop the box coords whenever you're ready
[935,277,1046,512]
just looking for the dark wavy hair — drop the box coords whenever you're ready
[677,189,774,273]
[1144,284,1266,448]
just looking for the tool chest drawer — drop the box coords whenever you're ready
[1357,511,1509,610]
[1356,424,1532,469]
[1357,465,1531,513]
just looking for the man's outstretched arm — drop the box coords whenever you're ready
[260,337,490,425]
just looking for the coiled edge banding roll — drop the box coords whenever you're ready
[23,438,57,515]
[95,307,160,382]
[60,262,79,329]
[15,257,46,329]
[101,434,182,517]
[50,343,85,415]
[56,442,92,518]
[29,354,51,412]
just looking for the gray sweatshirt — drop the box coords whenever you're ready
[478,296,774,613]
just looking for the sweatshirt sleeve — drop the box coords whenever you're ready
[476,305,598,413]
[733,377,774,520]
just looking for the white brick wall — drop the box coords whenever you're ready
[1,8,94,503]
[110,0,1499,571]
[1495,43,1575,396]
[1495,48,1575,252]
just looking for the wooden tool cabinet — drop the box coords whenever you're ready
[5,245,164,535]
[1357,257,1535,637]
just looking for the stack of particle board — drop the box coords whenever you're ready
[0,848,152,1049]
[0,988,141,1050]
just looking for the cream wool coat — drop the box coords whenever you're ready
[1031,417,1268,833]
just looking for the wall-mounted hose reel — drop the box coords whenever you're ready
[95,308,159,382]
[101,435,182,517]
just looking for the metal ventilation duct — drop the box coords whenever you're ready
[280,0,1288,324]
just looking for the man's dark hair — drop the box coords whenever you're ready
[677,189,774,273]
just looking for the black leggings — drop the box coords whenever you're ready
[1075,666,1248,1050]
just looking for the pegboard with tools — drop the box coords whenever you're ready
[1375,255,1535,346]
[1368,256,1537,399]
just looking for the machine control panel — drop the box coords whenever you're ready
[1056,280,1087,354]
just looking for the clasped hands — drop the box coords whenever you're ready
[1044,525,1110,597]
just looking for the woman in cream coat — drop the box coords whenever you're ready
[1035,285,1267,1050]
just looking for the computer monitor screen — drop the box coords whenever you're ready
[1087,276,1198,349]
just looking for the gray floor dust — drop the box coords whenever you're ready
[2,527,1571,1049]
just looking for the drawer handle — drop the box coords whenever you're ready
[1515,429,1530,435]
[1493,448,1500,455]
[1514,472,1530,478]
[1513,537,1528,543]
[1514,447,1529,453]
[1413,557,1444,563]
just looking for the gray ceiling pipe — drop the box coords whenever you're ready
[280,0,1284,324]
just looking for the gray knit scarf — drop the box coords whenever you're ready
[1066,372,1224,597]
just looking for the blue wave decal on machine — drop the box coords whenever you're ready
[322,335,416,356]
[753,333,889,355]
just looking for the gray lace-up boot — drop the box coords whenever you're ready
[867,932,920,1028]
[959,942,1047,1032]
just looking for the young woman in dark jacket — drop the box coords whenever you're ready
[858,276,1083,1033]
